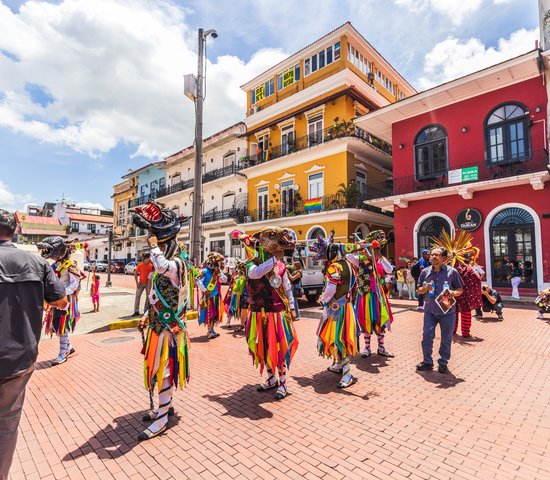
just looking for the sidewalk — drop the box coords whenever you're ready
[12,304,550,480]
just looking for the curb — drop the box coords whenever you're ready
[108,310,198,331]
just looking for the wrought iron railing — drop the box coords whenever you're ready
[238,125,391,168]
[365,148,549,200]
[202,208,247,224]
[240,192,392,223]
[203,163,244,183]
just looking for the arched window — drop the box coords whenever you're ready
[415,125,448,180]
[490,207,536,287]
[485,103,529,164]
[417,216,451,254]
[222,192,235,211]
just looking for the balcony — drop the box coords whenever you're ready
[238,125,392,168]
[202,208,247,224]
[203,163,245,183]
[241,192,392,224]
[366,148,549,200]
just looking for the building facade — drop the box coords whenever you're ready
[238,22,415,256]
[14,211,67,243]
[154,122,248,259]
[112,177,138,263]
[356,50,550,294]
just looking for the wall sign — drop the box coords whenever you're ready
[448,166,479,184]
[456,208,482,231]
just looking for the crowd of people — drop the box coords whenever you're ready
[2,201,549,478]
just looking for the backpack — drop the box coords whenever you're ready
[411,261,421,279]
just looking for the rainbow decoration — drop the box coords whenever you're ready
[304,197,323,211]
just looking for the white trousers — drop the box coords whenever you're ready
[511,276,521,299]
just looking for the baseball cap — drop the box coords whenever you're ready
[422,249,430,254]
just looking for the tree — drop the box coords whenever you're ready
[336,182,359,208]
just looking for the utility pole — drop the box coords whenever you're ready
[106,228,113,287]
[190,28,217,264]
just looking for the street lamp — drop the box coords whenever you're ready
[106,227,113,287]
[188,27,218,264]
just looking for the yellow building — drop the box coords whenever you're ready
[240,22,416,256]
[112,177,138,261]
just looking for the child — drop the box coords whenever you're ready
[91,273,101,312]
[536,288,550,319]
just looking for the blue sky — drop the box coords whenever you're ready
[0,0,539,211]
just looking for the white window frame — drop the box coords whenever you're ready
[304,42,340,77]
[308,172,324,199]
[307,114,324,146]
[257,186,269,221]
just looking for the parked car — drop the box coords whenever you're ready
[124,261,137,275]
[83,260,91,272]
[93,261,108,272]
[109,262,125,273]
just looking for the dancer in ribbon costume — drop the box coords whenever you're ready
[196,252,226,339]
[431,231,482,337]
[36,237,87,366]
[224,260,248,332]
[235,227,299,400]
[133,200,190,441]
[311,238,360,388]
[347,230,395,358]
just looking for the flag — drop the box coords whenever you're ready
[304,197,323,211]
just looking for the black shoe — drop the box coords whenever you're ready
[438,364,449,374]
[497,315,503,320]
[142,407,175,422]
[132,312,141,317]
[416,362,434,371]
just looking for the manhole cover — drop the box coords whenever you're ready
[101,336,135,344]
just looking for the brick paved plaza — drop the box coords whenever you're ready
[10,302,550,480]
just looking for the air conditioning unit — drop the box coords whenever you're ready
[249,105,263,115]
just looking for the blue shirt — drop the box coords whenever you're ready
[418,265,464,316]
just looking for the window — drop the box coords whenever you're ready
[171,172,181,186]
[159,177,166,191]
[304,42,340,77]
[222,192,235,210]
[278,64,300,90]
[417,216,451,254]
[140,184,147,196]
[308,172,324,199]
[87,223,96,234]
[308,114,323,146]
[117,204,126,226]
[223,152,236,167]
[281,180,295,216]
[150,180,158,195]
[281,125,294,155]
[71,222,79,232]
[251,78,275,104]
[485,103,530,164]
[356,171,367,196]
[210,240,225,255]
[257,186,269,221]
[414,125,448,179]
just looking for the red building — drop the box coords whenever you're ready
[356,50,550,295]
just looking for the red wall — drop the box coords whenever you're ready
[391,77,548,179]
[393,184,550,283]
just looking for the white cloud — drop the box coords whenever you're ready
[417,27,538,90]
[0,180,33,211]
[0,0,287,159]
[77,202,107,210]
[394,0,483,26]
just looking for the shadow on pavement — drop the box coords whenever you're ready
[416,370,465,389]
[351,354,391,374]
[293,371,374,400]
[453,335,484,346]
[63,411,181,460]
[203,384,275,420]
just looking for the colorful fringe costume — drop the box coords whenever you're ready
[225,272,248,320]
[349,253,395,357]
[131,199,192,441]
[246,257,299,398]
[318,258,360,388]
[454,263,482,336]
[37,237,87,366]
[196,252,226,339]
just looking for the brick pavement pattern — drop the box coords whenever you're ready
[10,304,550,480]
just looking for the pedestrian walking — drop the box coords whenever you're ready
[0,209,68,480]
[509,260,523,300]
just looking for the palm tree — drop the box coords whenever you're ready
[336,182,359,208]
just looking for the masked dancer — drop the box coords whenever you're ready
[310,236,360,388]
[37,237,86,366]
[196,252,227,339]
[133,201,190,441]
[235,227,299,400]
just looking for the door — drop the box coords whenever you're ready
[257,186,269,221]
[308,114,323,146]
[281,125,294,155]
[490,207,536,288]
[280,180,295,216]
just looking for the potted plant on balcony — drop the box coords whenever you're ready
[337,181,359,208]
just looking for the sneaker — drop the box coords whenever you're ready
[274,385,287,400]
[537,312,545,319]
[257,375,278,392]
[377,349,395,358]
[67,347,76,356]
[497,314,504,320]
[416,306,424,312]
[337,375,357,389]
[416,362,433,371]
[438,364,449,374]
[360,348,371,358]
[327,364,343,374]
[137,424,167,441]
[52,355,67,366]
